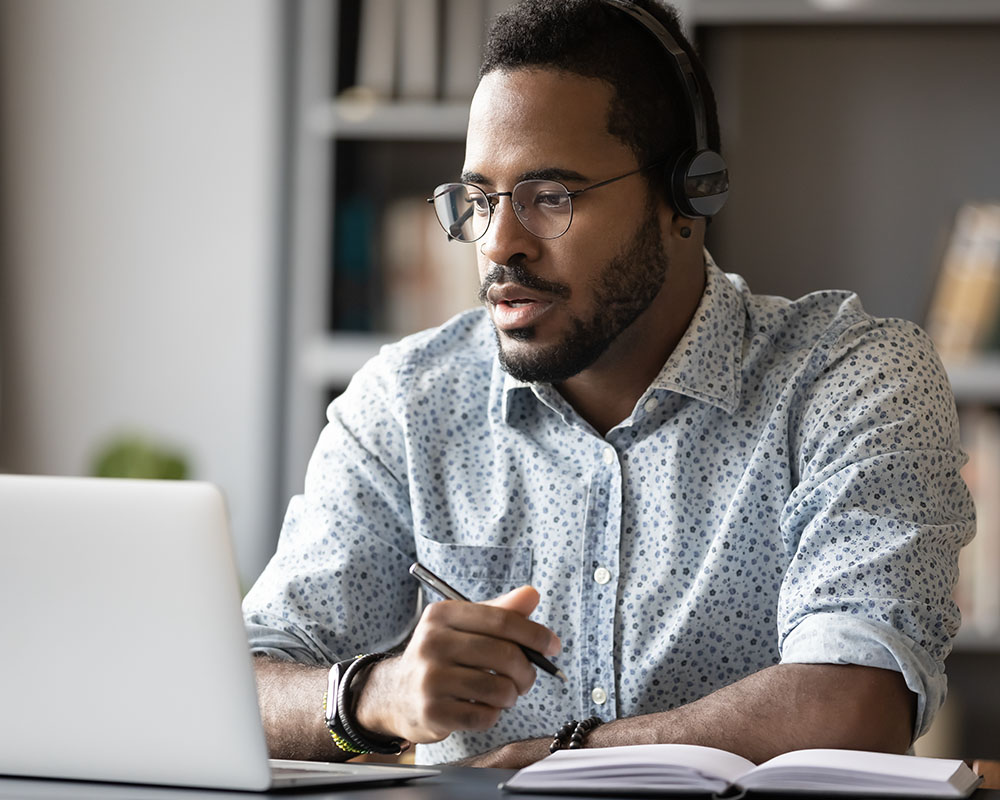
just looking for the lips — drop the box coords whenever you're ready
[486,283,555,331]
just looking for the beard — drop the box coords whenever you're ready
[481,205,669,384]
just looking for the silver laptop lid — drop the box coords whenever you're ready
[0,475,273,791]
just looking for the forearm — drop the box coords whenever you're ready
[475,663,915,768]
[252,656,350,762]
[252,587,561,761]
[592,663,914,761]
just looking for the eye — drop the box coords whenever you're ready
[534,190,570,210]
[468,193,490,216]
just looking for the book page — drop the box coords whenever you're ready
[504,743,755,794]
[741,749,977,796]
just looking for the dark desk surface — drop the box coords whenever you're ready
[1,766,999,800]
[0,765,504,800]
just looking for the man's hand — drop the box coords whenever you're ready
[456,736,552,769]
[354,585,561,744]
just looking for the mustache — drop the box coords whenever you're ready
[477,259,572,304]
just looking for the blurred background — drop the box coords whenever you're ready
[2,0,1000,760]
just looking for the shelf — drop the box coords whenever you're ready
[944,356,1000,405]
[308,98,470,141]
[691,0,1000,24]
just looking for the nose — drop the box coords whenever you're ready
[478,194,541,266]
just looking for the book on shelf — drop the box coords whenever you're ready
[333,196,379,332]
[925,202,1000,362]
[501,744,981,797]
[398,0,439,99]
[349,0,495,102]
[442,0,486,100]
[355,0,397,99]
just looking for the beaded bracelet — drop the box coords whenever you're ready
[550,716,603,753]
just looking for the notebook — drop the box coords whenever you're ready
[502,744,982,797]
[0,474,438,791]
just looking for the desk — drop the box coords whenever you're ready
[0,766,502,800]
[1,767,1000,800]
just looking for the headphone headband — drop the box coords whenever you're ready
[599,0,728,218]
[600,0,707,154]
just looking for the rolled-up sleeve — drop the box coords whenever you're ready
[777,317,975,739]
[242,344,421,665]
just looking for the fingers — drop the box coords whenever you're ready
[415,623,538,695]
[429,661,522,710]
[413,692,511,736]
[484,584,541,617]
[425,595,561,658]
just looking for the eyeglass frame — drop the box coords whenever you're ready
[426,160,664,243]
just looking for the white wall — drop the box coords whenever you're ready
[0,0,283,584]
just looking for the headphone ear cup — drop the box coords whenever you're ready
[672,149,730,219]
[669,151,696,218]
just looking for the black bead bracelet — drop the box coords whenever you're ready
[550,716,602,753]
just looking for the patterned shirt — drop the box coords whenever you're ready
[243,255,974,764]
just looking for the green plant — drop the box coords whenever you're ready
[91,434,190,480]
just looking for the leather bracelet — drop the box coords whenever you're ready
[322,690,367,754]
[335,653,406,756]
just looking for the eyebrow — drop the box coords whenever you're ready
[460,167,591,187]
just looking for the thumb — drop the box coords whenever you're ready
[482,584,540,617]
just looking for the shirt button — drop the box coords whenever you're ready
[643,397,659,413]
[602,447,616,465]
[593,566,611,585]
[591,686,608,705]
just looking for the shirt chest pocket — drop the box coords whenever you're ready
[414,535,533,602]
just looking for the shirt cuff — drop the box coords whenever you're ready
[244,620,328,666]
[779,613,946,741]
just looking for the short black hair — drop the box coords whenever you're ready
[480,0,721,206]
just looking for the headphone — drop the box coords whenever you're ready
[600,0,729,218]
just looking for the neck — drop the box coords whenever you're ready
[556,250,706,437]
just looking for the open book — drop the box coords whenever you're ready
[502,744,982,797]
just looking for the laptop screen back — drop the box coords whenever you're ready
[0,475,273,790]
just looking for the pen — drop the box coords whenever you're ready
[408,561,568,683]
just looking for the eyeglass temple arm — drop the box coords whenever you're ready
[568,162,657,197]
[426,195,475,240]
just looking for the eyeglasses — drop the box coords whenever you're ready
[427,163,657,243]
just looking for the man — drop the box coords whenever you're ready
[243,0,974,768]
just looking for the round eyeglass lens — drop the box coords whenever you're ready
[432,183,489,242]
[510,180,574,239]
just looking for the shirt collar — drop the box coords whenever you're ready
[496,250,745,423]
[649,252,744,415]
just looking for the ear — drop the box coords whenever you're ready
[668,211,704,244]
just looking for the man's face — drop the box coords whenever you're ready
[464,68,670,384]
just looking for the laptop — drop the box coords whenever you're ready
[0,474,439,791]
